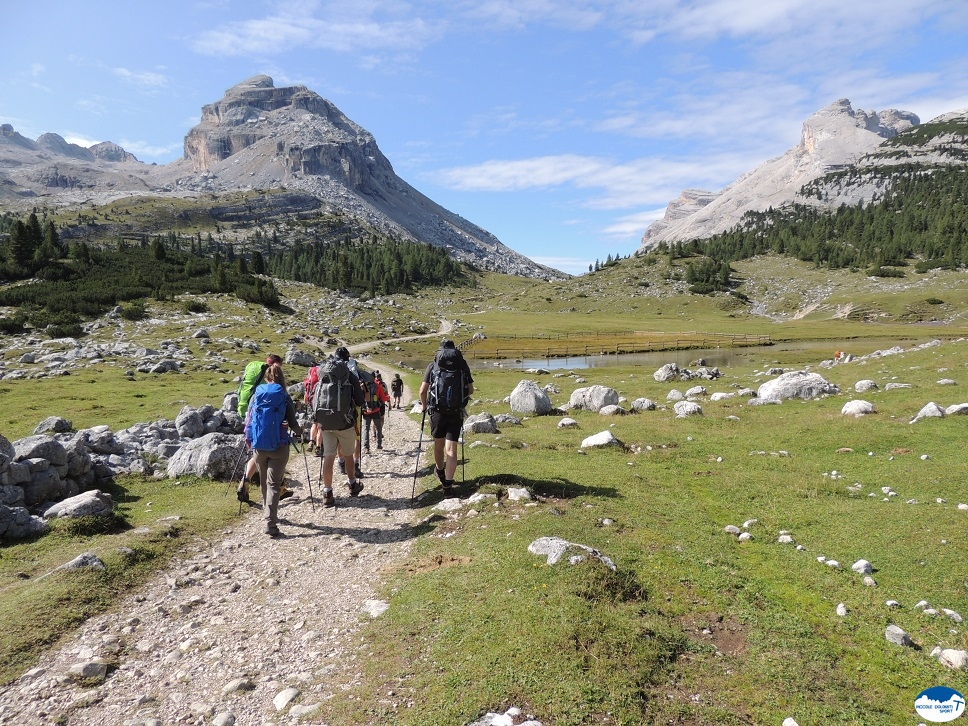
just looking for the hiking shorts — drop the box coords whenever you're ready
[430,410,463,441]
[322,426,357,458]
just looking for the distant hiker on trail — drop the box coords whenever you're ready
[419,339,473,496]
[391,373,404,409]
[244,362,302,537]
[312,349,366,507]
[362,370,391,453]
[237,354,294,503]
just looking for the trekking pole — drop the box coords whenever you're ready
[461,412,466,485]
[411,409,427,501]
[292,440,315,512]
[227,440,249,496]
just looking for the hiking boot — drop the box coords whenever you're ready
[376,442,383,450]
[435,467,446,485]
[279,485,294,500]
[314,446,324,458]
[442,480,455,497]
[364,446,371,454]
[264,524,280,537]
[356,467,364,479]
[236,484,250,503]
[349,480,364,497]
[337,459,346,474]
[323,489,336,508]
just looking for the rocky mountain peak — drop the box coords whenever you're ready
[641,99,920,248]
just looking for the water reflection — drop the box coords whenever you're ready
[450,337,934,371]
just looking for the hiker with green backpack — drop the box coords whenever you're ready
[244,362,303,537]
[236,354,294,503]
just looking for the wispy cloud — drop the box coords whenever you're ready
[112,68,171,89]
[435,153,753,210]
[193,1,442,57]
[118,138,183,159]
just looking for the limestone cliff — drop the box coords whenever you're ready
[640,99,919,248]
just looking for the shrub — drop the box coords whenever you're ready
[119,301,147,321]
[182,299,209,314]
[926,297,944,305]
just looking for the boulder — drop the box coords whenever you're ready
[757,371,839,400]
[175,406,205,439]
[557,417,579,429]
[509,380,552,415]
[685,385,707,398]
[666,389,684,401]
[527,536,615,570]
[580,431,620,449]
[33,416,73,435]
[494,414,522,426]
[463,412,498,434]
[222,391,239,412]
[944,403,968,416]
[0,504,48,540]
[43,490,115,519]
[674,401,703,418]
[630,398,656,411]
[910,402,945,423]
[22,468,66,506]
[569,385,619,412]
[285,349,316,367]
[166,433,246,480]
[653,363,679,382]
[598,405,627,416]
[854,380,878,393]
[841,400,875,416]
[13,435,68,467]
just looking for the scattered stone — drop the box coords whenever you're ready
[851,559,872,575]
[836,603,848,617]
[673,401,703,418]
[464,412,498,434]
[580,431,621,449]
[910,402,945,423]
[863,576,877,587]
[939,649,968,669]
[557,417,579,429]
[43,489,115,519]
[509,380,553,415]
[273,687,300,711]
[528,536,615,570]
[854,380,878,393]
[57,552,106,571]
[724,525,741,535]
[569,385,619,412]
[777,534,795,544]
[841,400,875,416]
[507,487,532,502]
[885,625,912,647]
[757,370,839,400]
[737,532,753,542]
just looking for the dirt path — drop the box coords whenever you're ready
[0,408,428,725]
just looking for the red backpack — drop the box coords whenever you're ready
[303,366,319,405]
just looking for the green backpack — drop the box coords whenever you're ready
[237,361,268,418]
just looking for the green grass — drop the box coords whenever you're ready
[3,259,968,722]
[0,474,241,683]
[328,341,968,725]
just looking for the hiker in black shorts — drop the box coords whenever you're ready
[419,339,474,496]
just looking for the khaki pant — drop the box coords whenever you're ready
[253,444,290,529]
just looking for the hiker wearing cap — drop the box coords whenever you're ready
[245,362,303,536]
[313,348,366,506]
[391,373,404,409]
[419,339,474,496]
[332,346,366,479]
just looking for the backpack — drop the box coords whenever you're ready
[237,361,268,417]
[303,366,319,405]
[359,370,384,418]
[245,383,290,451]
[428,348,468,414]
[312,358,357,430]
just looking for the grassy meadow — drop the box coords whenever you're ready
[2,254,968,723]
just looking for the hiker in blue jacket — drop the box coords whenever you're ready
[245,363,302,537]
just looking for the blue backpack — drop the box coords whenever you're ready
[246,383,290,451]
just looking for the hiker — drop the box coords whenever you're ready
[333,347,365,479]
[238,354,293,503]
[419,339,474,496]
[362,370,391,452]
[312,349,366,506]
[303,364,322,455]
[391,373,404,409]
[244,362,302,537]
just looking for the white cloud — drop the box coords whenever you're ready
[435,153,755,210]
[63,134,102,147]
[30,63,45,77]
[529,255,593,275]
[601,210,666,239]
[192,1,442,57]
[112,68,170,90]
[118,139,184,159]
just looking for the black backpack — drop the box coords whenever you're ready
[359,369,383,417]
[428,348,468,414]
[312,358,356,430]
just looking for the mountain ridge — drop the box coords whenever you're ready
[0,76,559,279]
[640,99,922,248]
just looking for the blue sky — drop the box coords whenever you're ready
[3,1,968,275]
